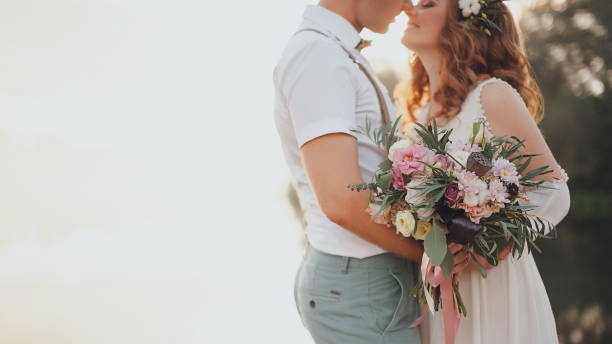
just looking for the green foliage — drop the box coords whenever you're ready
[441,249,455,278]
[424,222,448,266]
[350,115,403,155]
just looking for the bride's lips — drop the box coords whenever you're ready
[406,22,420,30]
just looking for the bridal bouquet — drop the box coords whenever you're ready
[348,116,557,322]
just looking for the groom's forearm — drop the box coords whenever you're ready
[332,190,424,262]
[301,133,423,262]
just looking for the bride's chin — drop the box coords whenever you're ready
[401,35,415,49]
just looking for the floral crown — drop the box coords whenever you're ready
[458,0,509,36]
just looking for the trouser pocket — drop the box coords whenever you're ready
[383,269,410,335]
[367,267,413,335]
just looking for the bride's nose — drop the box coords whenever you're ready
[403,2,418,17]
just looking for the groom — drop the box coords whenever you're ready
[274,0,423,343]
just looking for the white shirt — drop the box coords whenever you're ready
[273,5,397,258]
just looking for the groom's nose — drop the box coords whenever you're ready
[402,0,414,12]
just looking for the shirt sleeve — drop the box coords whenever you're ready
[282,39,358,147]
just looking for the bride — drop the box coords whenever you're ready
[399,0,570,343]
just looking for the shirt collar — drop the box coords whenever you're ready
[302,5,363,50]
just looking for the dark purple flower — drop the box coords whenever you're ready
[507,183,519,196]
[444,181,462,208]
[446,215,484,245]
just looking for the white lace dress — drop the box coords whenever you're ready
[417,78,570,344]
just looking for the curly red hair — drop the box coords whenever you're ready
[398,1,543,128]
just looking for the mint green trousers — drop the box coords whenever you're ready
[294,243,421,344]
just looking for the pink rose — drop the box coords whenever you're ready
[392,144,434,177]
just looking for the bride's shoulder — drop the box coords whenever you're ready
[478,77,535,137]
[479,77,523,102]
[478,77,528,117]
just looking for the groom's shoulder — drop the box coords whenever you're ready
[274,30,348,78]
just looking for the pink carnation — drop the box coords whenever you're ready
[491,158,519,184]
[488,179,510,204]
[392,144,434,176]
[457,170,490,206]
[392,166,405,189]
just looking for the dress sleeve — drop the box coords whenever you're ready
[475,78,571,234]
[281,39,358,148]
[521,164,571,234]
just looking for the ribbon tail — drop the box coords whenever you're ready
[420,253,435,314]
[440,276,460,344]
[408,312,425,329]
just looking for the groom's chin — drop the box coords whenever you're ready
[368,25,390,34]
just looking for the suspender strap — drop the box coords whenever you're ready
[294,28,391,127]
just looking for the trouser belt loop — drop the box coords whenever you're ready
[341,256,350,274]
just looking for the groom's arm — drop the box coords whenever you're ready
[301,133,424,262]
[283,37,423,262]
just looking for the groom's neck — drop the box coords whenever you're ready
[319,0,363,32]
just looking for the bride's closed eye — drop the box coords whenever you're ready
[420,1,435,8]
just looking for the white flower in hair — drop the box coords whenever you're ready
[459,0,482,17]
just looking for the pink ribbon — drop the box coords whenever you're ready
[408,261,461,344]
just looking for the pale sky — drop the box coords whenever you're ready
[0,0,534,342]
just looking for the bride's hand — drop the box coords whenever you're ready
[467,241,512,272]
[437,219,512,274]
[449,243,470,274]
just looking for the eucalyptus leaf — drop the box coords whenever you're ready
[379,172,392,191]
[425,222,447,266]
[441,249,455,278]
[470,251,488,278]
[378,159,393,172]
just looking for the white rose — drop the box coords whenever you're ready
[459,0,470,14]
[413,221,433,241]
[404,178,434,219]
[462,7,472,17]
[388,138,415,161]
[470,2,481,15]
[405,178,426,203]
[395,210,416,238]
[417,207,434,219]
